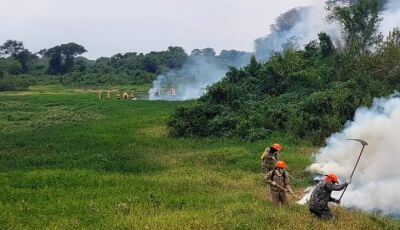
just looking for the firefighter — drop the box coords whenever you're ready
[264,161,292,206]
[261,143,282,173]
[308,173,350,220]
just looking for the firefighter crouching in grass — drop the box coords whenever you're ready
[261,143,282,173]
[264,161,293,206]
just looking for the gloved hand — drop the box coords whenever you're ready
[334,199,341,204]
[345,179,351,185]
[271,181,277,186]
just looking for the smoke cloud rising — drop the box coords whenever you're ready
[149,0,400,101]
[148,55,230,100]
[380,0,400,36]
[148,51,251,101]
[255,2,341,60]
[149,1,341,101]
[301,93,400,216]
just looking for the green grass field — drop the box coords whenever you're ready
[0,85,398,229]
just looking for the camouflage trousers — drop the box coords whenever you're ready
[270,190,288,206]
[261,162,274,173]
[309,207,335,220]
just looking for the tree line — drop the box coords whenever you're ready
[0,39,252,91]
[168,0,400,144]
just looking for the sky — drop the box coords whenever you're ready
[1,0,314,59]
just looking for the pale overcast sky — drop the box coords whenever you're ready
[1,0,314,59]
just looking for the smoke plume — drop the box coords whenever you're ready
[148,55,230,101]
[380,0,400,36]
[149,0,399,101]
[301,93,400,216]
[149,2,341,101]
[255,3,341,60]
[149,50,251,101]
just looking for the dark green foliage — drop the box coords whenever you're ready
[0,44,191,87]
[0,77,30,91]
[318,32,336,57]
[59,46,189,86]
[168,17,400,144]
[0,41,250,88]
[0,40,37,73]
[0,75,59,91]
[43,42,87,74]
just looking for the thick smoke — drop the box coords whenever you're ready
[149,55,231,101]
[255,3,341,60]
[300,93,400,216]
[149,0,399,101]
[149,50,251,101]
[380,0,400,36]
[149,2,341,101]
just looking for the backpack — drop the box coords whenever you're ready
[271,170,286,182]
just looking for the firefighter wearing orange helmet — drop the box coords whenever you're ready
[308,173,350,220]
[261,143,282,173]
[263,160,292,205]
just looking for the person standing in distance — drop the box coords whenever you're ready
[261,143,282,173]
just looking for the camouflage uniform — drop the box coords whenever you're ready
[264,169,291,205]
[261,147,279,173]
[308,181,348,220]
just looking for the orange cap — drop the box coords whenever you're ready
[324,173,339,183]
[272,143,282,151]
[275,161,286,168]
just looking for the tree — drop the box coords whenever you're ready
[318,32,336,57]
[190,49,202,56]
[246,55,261,76]
[331,0,382,55]
[0,40,24,57]
[44,42,87,74]
[281,36,299,50]
[0,40,36,73]
[201,48,216,56]
[271,7,304,32]
[141,55,160,73]
[164,46,188,69]
[0,58,23,75]
[326,0,389,10]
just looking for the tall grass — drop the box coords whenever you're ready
[0,85,398,229]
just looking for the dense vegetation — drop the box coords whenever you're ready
[1,86,399,229]
[0,43,189,90]
[168,0,400,143]
[0,41,251,91]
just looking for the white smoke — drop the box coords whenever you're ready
[255,2,342,60]
[148,55,231,101]
[380,0,400,36]
[149,0,400,101]
[302,93,400,216]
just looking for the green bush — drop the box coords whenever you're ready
[168,32,400,144]
[0,77,30,91]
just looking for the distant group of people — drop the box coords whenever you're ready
[261,143,350,220]
[98,90,137,100]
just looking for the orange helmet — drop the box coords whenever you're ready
[324,173,339,183]
[272,143,282,151]
[275,161,286,169]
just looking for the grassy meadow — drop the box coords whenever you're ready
[0,85,398,229]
